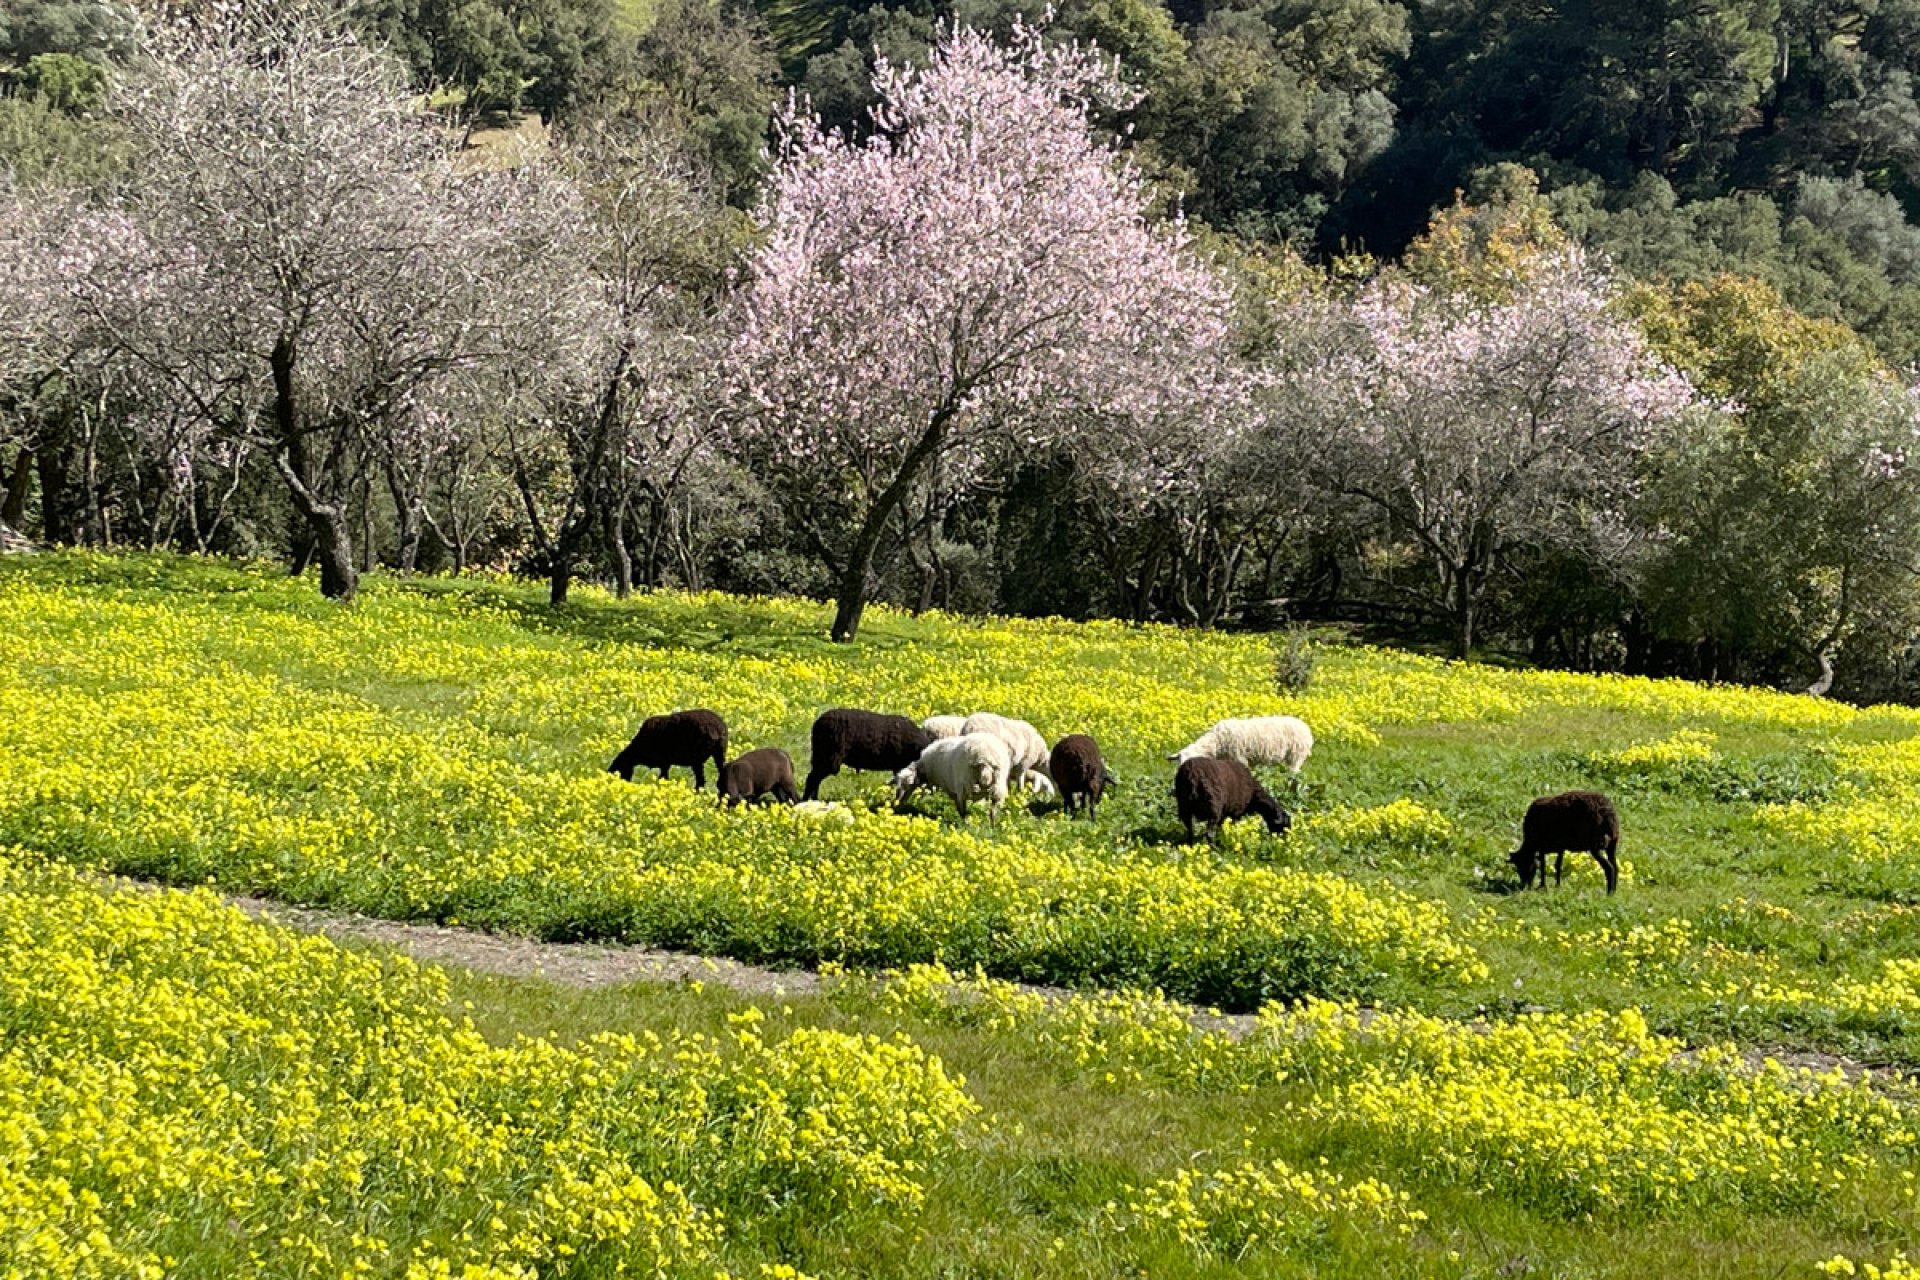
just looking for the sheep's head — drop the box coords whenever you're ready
[1252,791,1292,836]
[1508,847,1532,883]
[890,765,919,805]
[1168,746,1201,764]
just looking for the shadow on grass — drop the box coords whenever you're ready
[392,578,938,659]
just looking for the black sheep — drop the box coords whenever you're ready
[1174,757,1291,842]
[803,708,933,801]
[718,747,800,808]
[1510,790,1621,894]
[1049,734,1115,819]
[607,708,728,789]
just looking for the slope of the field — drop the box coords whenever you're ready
[8,552,1920,1050]
[7,552,1920,1276]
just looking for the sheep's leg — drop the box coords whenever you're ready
[803,761,837,802]
[1552,851,1566,887]
[693,763,707,789]
[1599,838,1620,894]
[1183,816,1197,842]
[657,766,671,781]
[776,781,799,805]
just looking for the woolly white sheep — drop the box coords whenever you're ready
[922,714,967,739]
[961,712,1052,792]
[892,732,1013,820]
[1168,715,1314,774]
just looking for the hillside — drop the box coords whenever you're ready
[3,553,1919,1274]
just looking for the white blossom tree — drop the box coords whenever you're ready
[729,20,1237,642]
[1313,248,1697,657]
[503,127,732,606]
[69,2,595,601]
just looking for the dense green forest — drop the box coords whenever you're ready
[9,0,1917,355]
[6,0,1920,697]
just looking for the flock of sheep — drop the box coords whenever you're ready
[608,707,1623,894]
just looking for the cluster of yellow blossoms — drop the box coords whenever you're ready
[0,569,1485,1010]
[1109,1155,1423,1258]
[0,850,972,1278]
[844,964,1916,1217]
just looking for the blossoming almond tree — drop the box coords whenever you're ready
[730,20,1235,642]
[70,2,597,602]
[1315,247,1697,658]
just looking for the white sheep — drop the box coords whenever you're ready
[922,714,967,739]
[961,712,1052,792]
[892,732,1013,820]
[1168,715,1314,774]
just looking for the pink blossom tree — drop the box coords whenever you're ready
[729,20,1236,642]
[1314,248,1697,657]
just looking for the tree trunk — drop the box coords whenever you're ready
[312,507,357,600]
[271,336,357,602]
[2,448,31,528]
[386,460,422,574]
[550,545,573,606]
[829,410,952,643]
[1451,566,1476,659]
[548,514,590,606]
[607,499,633,599]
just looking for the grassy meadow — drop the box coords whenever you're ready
[4,551,1920,1277]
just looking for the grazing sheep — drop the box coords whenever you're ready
[608,708,727,788]
[1169,715,1314,774]
[804,708,935,801]
[1510,790,1621,895]
[961,712,1052,792]
[922,714,967,739]
[892,732,1014,820]
[1174,757,1292,842]
[717,747,799,808]
[1049,734,1114,819]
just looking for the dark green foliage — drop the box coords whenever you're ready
[0,0,136,64]
[627,0,779,204]
[350,0,633,118]
[16,51,106,113]
[0,92,125,185]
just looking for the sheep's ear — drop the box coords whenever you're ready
[1165,752,1179,762]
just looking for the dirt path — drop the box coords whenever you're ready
[225,890,1904,1088]
[225,895,828,999]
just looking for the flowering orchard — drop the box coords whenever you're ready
[18,8,1920,693]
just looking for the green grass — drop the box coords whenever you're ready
[7,550,1920,1276]
[424,960,1920,1278]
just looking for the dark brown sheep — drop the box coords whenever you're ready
[1049,734,1115,819]
[803,708,935,801]
[1510,790,1621,894]
[718,747,799,808]
[608,708,728,789]
[1173,757,1291,842]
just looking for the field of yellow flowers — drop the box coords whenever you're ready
[7,551,1920,1275]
